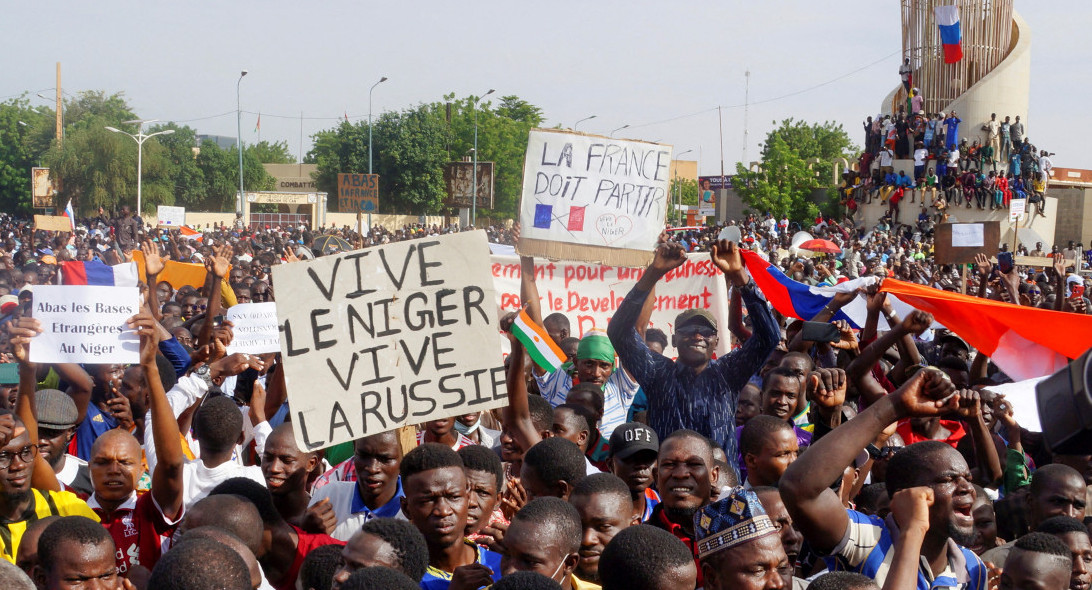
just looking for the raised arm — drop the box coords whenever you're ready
[196,244,231,349]
[501,334,543,454]
[518,254,549,377]
[131,311,184,520]
[143,238,166,321]
[847,311,933,388]
[9,317,61,492]
[780,368,957,553]
[883,487,934,590]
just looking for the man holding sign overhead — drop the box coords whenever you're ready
[607,239,779,480]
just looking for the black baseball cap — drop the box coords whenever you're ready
[609,422,659,460]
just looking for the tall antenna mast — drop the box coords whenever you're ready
[743,69,750,166]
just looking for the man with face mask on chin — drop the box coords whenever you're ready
[502,497,593,589]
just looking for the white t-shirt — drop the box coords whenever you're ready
[913,149,927,167]
[308,481,408,541]
[182,459,266,509]
[878,150,893,167]
[57,454,87,487]
[947,150,960,166]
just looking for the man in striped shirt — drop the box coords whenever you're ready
[780,369,988,590]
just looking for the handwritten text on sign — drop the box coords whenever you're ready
[337,173,379,213]
[520,129,672,251]
[29,286,140,364]
[490,253,730,358]
[272,230,506,451]
[225,302,280,354]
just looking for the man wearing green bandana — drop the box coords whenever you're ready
[538,330,638,444]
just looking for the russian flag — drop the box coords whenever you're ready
[59,260,139,287]
[63,200,75,231]
[741,251,938,331]
[935,5,963,63]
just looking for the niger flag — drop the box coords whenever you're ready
[881,279,1092,381]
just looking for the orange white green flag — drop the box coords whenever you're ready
[511,308,566,373]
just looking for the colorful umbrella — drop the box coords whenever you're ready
[797,239,841,254]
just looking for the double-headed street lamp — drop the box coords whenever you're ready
[472,89,495,227]
[368,76,388,175]
[105,120,174,217]
[237,70,248,214]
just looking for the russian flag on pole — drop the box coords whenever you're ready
[59,260,139,287]
[935,5,963,63]
[63,200,75,231]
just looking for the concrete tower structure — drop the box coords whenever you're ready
[882,0,1031,143]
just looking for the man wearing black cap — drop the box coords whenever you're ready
[608,239,779,478]
[608,422,660,522]
[33,390,92,495]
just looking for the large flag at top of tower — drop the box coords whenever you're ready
[935,5,963,63]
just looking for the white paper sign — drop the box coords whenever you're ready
[519,129,672,254]
[29,286,140,364]
[225,302,280,354]
[272,230,506,451]
[951,223,984,248]
[490,253,730,358]
[157,205,186,227]
[1009,198,1026,223]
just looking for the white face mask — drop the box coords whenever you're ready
[549,554,575,583]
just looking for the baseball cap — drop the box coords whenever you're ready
[34,389,78,430]
[938,332,969,351]
[0,294,18,315]
[0,364,18,385]
[608,422,659,460]
[675,309,717,331]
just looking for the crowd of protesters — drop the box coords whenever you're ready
[845,102,1056,222]
[0,204,1088,590]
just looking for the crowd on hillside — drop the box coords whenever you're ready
[841,97,1057,223]
[0,207,1089,590]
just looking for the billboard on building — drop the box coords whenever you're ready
[698,175,732,216]
[32,168,53,209]
[444,161,494,209]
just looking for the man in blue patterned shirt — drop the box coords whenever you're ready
[607,239,779,479]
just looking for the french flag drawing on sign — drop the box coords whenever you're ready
[935,5,963,63]
[59,260,139,287]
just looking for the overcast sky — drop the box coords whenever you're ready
[3,1,1086,176]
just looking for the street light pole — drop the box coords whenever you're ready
[236,70,248,214]
[472,89,495,227]
[574,115,597,130]
[105,120,175,216]
[610,124,630,138]
[675,149,693,225]
[368,76,387,174]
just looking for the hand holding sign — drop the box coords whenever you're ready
[8,317,42,369]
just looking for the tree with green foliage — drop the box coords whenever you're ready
[0,97,55,213]
[733,134,821,222]
[247,140,295,164]
[732,118,857,222]
[309,93,544,218]
[195,141,275,211]
[668,177,699,223]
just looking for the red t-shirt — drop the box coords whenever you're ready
[86,491,182,574]
[272,526,344,590]
[896,418,968,448]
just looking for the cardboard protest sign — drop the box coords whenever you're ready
[934,222,1000,265]
[225,302,280,354]
[490,252,730,358]
[29,286,140,364]
[157,205,186,227]
[35,215,71,232]
[272,230,506,451]
[337,173,379,213]
[518,129,673,267]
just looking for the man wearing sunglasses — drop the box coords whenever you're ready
[608,239,779,481]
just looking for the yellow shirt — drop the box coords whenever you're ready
[572,574,602,590]
[0,488,100,562]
